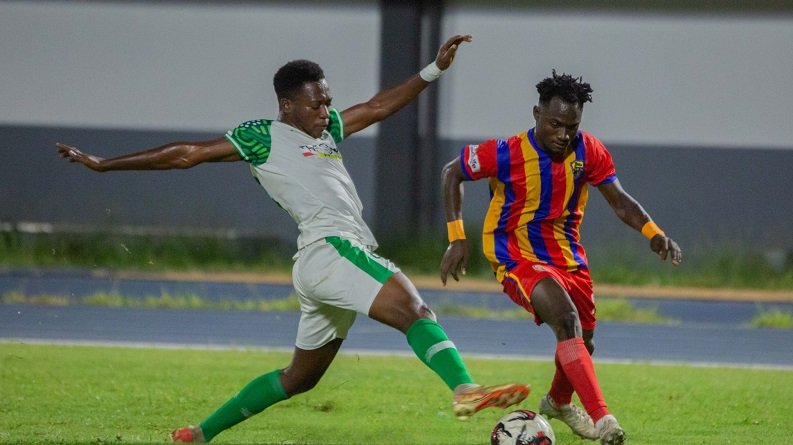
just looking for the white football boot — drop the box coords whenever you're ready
[538,394,598,439]
[595,414,626,445]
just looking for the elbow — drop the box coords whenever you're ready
[440,159,461,185]
[368,103,389,124]
[441,158,455,177]
[169,144,201,169]
[440,163,453,188]
[172,157,196,169]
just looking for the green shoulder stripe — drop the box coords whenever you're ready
[327,108,344,144]
[225,119,273,165]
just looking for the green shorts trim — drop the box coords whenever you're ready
[325,236,394,284]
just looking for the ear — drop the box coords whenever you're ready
[532,105,540,121]
[280,97,292,113]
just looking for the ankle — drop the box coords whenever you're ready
[595,413,616,429]
[192,425,207,443]
[453,383,479,394]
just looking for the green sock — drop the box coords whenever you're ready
[199,369,288,442]
[406,318,473,390]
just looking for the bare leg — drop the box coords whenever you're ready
[366,271,528,418]
[530,277,611,433]
[367,272,434,332]
[280,338,344,396]
[181,339,344,443]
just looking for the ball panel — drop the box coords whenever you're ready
[490,409,555,445]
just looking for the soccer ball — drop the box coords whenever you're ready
[490,409,555,445]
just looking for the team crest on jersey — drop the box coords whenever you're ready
[467,145,481,173]
[570,159,584,179]
[301,141,342,160]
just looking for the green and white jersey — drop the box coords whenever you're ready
[225,108,377,250]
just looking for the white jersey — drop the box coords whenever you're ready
[225,108,377,250]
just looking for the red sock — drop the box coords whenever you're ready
[548,356,574,405]
[556,337,609,422]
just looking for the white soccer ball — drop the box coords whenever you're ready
[490,409,555,445]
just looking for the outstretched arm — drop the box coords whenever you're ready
[56,137,241,172]
[439,156,471,285]
[597,179,683,265]
[340,34,472,138]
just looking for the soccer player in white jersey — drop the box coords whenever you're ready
[57,34,529,443]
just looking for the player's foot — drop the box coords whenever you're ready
[595,414,626,445]
[170,425,206,443]
[452,382,530,420]
[538,394,598,439]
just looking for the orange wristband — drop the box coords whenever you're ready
[641,221,666,240]
[447,220,466,243]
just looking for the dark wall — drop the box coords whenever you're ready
[0,125,375,250]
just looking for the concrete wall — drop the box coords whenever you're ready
[440,6,793,149]
[2,1,791,254]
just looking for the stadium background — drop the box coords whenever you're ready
[2,0,792,265]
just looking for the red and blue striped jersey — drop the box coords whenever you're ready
[460,129,616,279]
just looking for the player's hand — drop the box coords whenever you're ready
[56,143,105,171]
[434,34,473,71]
[650,235,683,266]
[440,240,470,285]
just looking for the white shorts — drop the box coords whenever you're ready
[292,236,400,350]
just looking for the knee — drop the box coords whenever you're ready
[397,302,436,332]
[280,369,321,397]
[416,302,436,322]
[555,310,582,340]
[290,380,318,396]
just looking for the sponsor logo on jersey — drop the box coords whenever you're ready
[467,144,481,173]
[301,141,342,160]
[570,159,584,179]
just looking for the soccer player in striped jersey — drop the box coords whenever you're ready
[57,34,530,443]
[440,71,683,445]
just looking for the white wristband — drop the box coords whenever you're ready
[419,61,443,82]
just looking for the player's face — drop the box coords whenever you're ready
[532,96,582,159]
[282,79,333,138]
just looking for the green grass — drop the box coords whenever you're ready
[1,343,791,444]
[588,240,793,290]
[16,289,793,329]
[2,290,303,312]
[0,231,294,274]
[377,234,793,291]
[594,299,678,324]
[3,231,793,290]
[2,290,680,325]
[750,307,793,329]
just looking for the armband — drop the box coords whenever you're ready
[447,220,466,243]
[641,221,666,240]
[419,61,443,82]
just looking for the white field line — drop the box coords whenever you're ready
[2,337,791,372]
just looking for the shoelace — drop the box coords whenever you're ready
[564,404,591,424]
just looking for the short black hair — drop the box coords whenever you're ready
[536,70,593,107]
[273,59,325,100]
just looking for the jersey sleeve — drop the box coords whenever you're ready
[459,138,500,180]
[327,107,344,144]
[583,132,617,185]
[225,119,273,166]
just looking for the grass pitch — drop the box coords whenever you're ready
[1,343,791,444]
